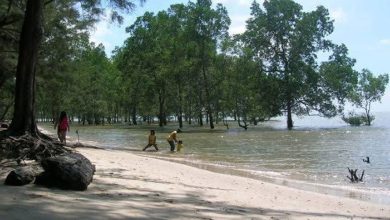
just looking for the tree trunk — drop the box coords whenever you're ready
[202,66,214,129]
[366,113,371,126]
[178,85,183,128]
[287,99,293,129]
[8,0,43,137]
[131,105,137,125]
[365,103,372,126]
[158,93,165,127]
[178,113,183,128]
[198,112,203,126]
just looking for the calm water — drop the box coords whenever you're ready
[39,112,390,204]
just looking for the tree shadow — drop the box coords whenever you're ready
[0,170,388,220]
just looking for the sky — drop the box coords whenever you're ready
[90,0,390,112]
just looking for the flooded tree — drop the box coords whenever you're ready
[243,0,356,129]
[115,0,230,129]
[187,0,230,129]
[348,69,389,125]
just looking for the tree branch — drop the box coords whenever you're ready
[44,0,54,6]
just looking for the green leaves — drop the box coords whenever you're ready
[114,1,231,127]
[347,69,389,125]
[3,0,387,130]
[243,0,348,128]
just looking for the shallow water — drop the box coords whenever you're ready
[39,112,390,204]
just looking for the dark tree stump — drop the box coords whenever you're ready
[5,166,35,186]
[35,153,95,190]
[347,167,364,183]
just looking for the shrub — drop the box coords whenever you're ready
[342,112,375,126]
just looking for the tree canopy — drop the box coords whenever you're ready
[0,0,388,132]
[0,0,144,136]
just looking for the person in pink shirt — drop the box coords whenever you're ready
[55,111,70,144]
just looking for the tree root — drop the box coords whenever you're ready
[0,134,72,163]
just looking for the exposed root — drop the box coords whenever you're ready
[0,134,72,163]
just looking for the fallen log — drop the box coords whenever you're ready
[4,166,35,186]
[35,153,95,190]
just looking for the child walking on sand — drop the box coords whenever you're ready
[143,130,158,151]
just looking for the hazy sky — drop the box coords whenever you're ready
[91,0,390,112]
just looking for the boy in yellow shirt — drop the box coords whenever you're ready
[167,130,178,152]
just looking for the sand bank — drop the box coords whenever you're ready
[1,147,389,219]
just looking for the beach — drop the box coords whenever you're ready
[1,146,389,220]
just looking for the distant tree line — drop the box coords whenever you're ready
[0,0,388,131]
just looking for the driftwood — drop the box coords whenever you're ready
[35,153,95,190]
[347,167,364,183]
[1,132,95,190]
[4,166,36,186]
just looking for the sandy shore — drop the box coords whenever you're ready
[1,147,389,220]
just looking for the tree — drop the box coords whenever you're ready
[0,0,23,92]
[7,0,44,136]
[349,69,389,125]
[243,0,356,129]
[166,4,190,128]
[36,1,92,123]
[69,43,114,125]
[319,44,357,100]
[115,1,231,129]
[117,11,164,125]
[186,0,230,129]
[222,36,282,129]
[3,0,145,137]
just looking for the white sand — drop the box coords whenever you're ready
[1,147,389,219]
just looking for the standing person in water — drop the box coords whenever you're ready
[143,130,158,151]
[167,129,181,152]
[55,111,70,144]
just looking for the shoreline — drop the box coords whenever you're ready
[1,146,389,219]
[35,127,390,205]
[37,122,390,198]
[138,152,390,206]
[37,125,390,206]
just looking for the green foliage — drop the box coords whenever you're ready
[242,0,358,129]
[2,0,386,131]
[347,69,389,126]
[320,44,357,108]
[114,1,231,128]
[0,1,24,121]
[0,0,145,126]
[36,1,93,121]
[219,36,282,126]
[342,112,375,126]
